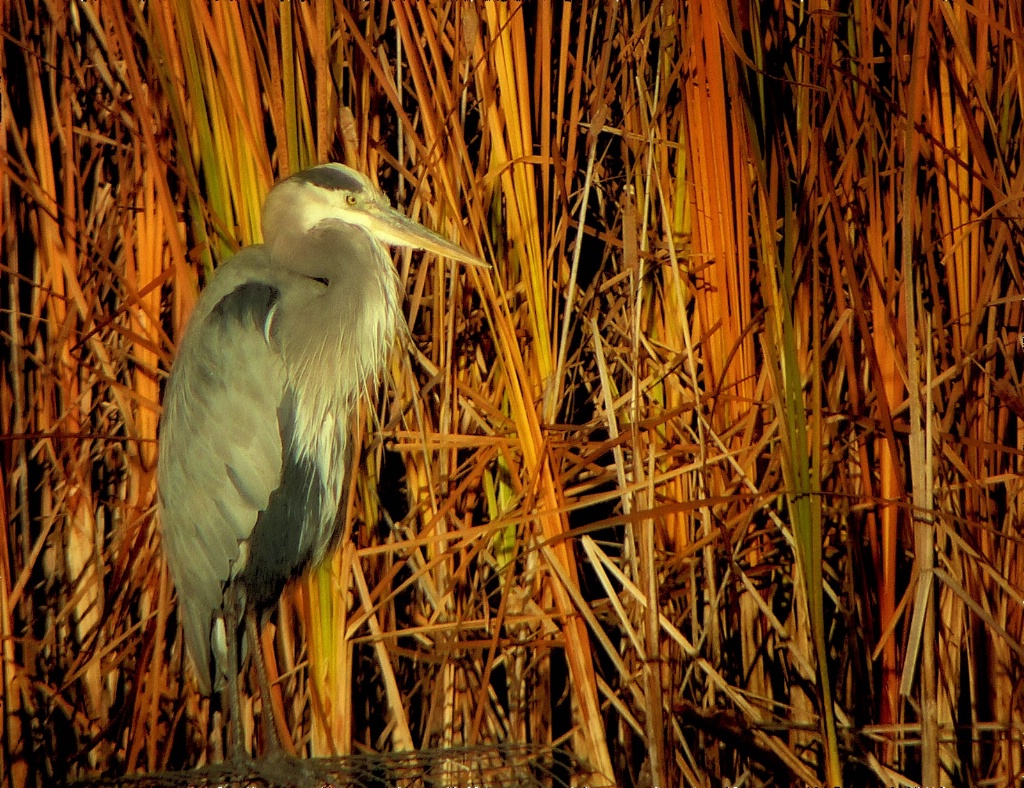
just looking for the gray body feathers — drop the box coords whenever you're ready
[157,163,477,699]
[158,227,399,693]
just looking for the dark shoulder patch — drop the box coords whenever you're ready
[210,282,280,333]
[293,165,364,195]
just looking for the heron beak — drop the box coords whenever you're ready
[368,204,487,267]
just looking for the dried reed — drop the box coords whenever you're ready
[2,1,1023,787]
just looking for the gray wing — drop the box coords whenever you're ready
[157,248,292,694]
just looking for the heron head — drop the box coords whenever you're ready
[261,163,484,267]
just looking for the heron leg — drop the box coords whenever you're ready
[222,582,248,764]
[246,606,288,757]
[245,607,341,787]
[224,588,330,786]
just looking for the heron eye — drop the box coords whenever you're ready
[345,193,358,206]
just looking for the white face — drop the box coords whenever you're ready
[263,163,484,266]
[288,165,389,236]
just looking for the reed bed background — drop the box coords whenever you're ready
[2,1,1023,786]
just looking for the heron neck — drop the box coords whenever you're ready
[273,223,402,394]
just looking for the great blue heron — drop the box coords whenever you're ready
[157,163,482,768]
